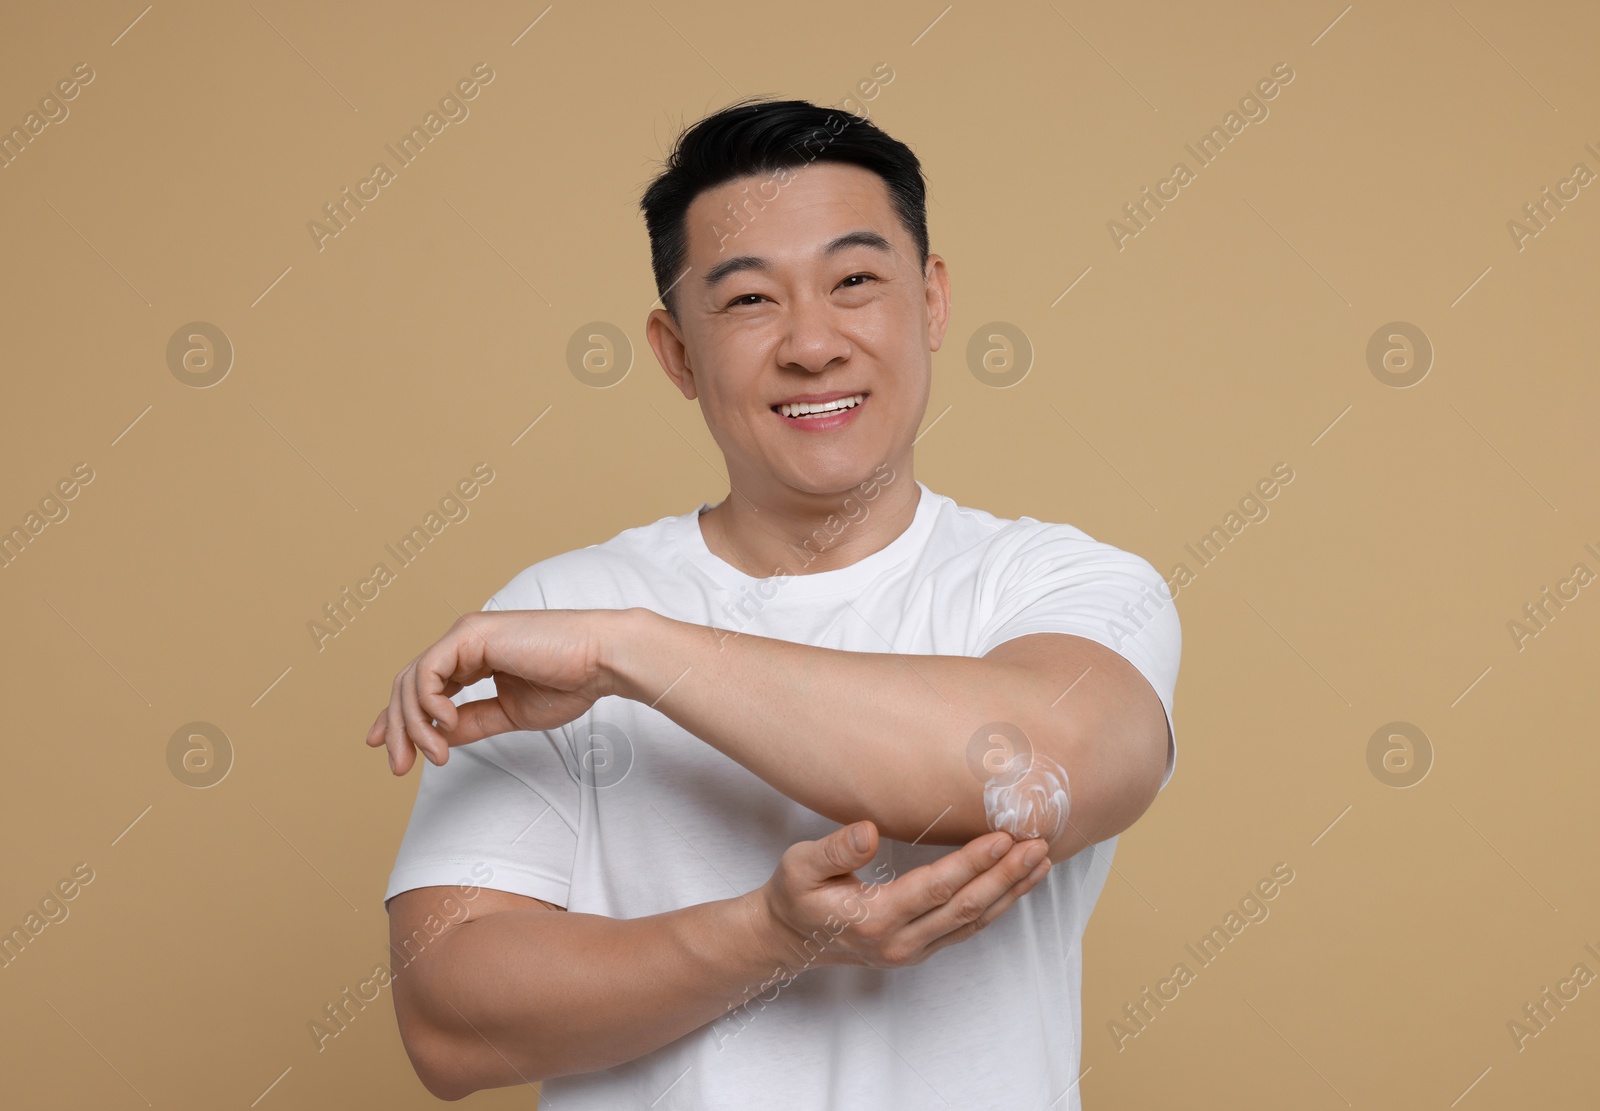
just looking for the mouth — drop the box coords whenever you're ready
[772,392,867,421]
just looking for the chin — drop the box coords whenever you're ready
[778,458,886,498]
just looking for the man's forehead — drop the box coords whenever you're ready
[684,162,900,265]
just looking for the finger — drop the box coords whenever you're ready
[795,822,879,885]
[386,664,416,775]
[414,622,493,747]
[895,837,1048,949]
[919,854,1052,960]
[429,686,460,735]
[438,693,517,749]
[365,708,386,747]
[400,660,447,766]
[414,640,464,736]
[887,830,1015,921]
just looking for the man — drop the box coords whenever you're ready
[371,97,1180,1109]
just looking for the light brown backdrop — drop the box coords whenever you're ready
[2,1,1596,1107]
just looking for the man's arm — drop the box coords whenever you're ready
[387,883,779,1098]
[606,610,1171,863]
[371,606,1170,863]
[387,824,1052,1099]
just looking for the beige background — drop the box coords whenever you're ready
[2,0,1597,1107]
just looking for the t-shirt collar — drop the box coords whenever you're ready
[672,479,938,597]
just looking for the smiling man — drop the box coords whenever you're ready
[373,98,1181,1109]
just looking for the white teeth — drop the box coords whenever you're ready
[779,394,864,418]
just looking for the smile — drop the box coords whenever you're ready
[775,393,865,419]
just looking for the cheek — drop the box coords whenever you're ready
[848,306,917,370]
[699,323,771,378]
[874,322,932,400]
[696,372,765,438]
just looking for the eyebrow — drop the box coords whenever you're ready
[701,229,894,290]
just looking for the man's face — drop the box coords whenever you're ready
[646,161,950,499]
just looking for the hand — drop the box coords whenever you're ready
[752,821,1051,972]
[365,609,620,775]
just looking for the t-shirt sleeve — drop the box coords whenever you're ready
[383,592,582,909]
[973,525,1182,792]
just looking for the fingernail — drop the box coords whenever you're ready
[850,824,869,853]
[1023,844,1046,868]
[990,835,1009,859]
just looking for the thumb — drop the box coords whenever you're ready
[814,820,878,877]
[434,696,515,749]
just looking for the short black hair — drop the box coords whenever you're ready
[639,96,929,320]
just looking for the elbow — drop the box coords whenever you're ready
[394,992,508,1099]
[1024,720,1167,862]
[398,996,560,1097]
[400,1019,477,1101]
[422,1074,473,1103]
[1127,721,1171,823]
[1078,725,1169,845]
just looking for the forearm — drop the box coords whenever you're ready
[401,894,790,1097]
[605,609,1071,848]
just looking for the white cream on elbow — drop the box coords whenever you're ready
[983,751,1071,844]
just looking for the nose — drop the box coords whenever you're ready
[773,289,852,375]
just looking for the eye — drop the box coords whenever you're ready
[727,293,769,308]
[838,273,877,289]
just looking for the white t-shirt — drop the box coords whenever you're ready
[385,479,1181,1110]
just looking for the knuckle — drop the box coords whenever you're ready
[953,895,985,924]
[855,917,887,944]
[879,941,913,968]
[925,877,954,905]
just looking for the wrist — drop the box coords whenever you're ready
[669,893,806,1013]
[595,606,659,702]
[740,886,811,978]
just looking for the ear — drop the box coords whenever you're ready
[922,253,951,353]
[646,307,698,400]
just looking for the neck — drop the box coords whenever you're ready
[698,462,918,578]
